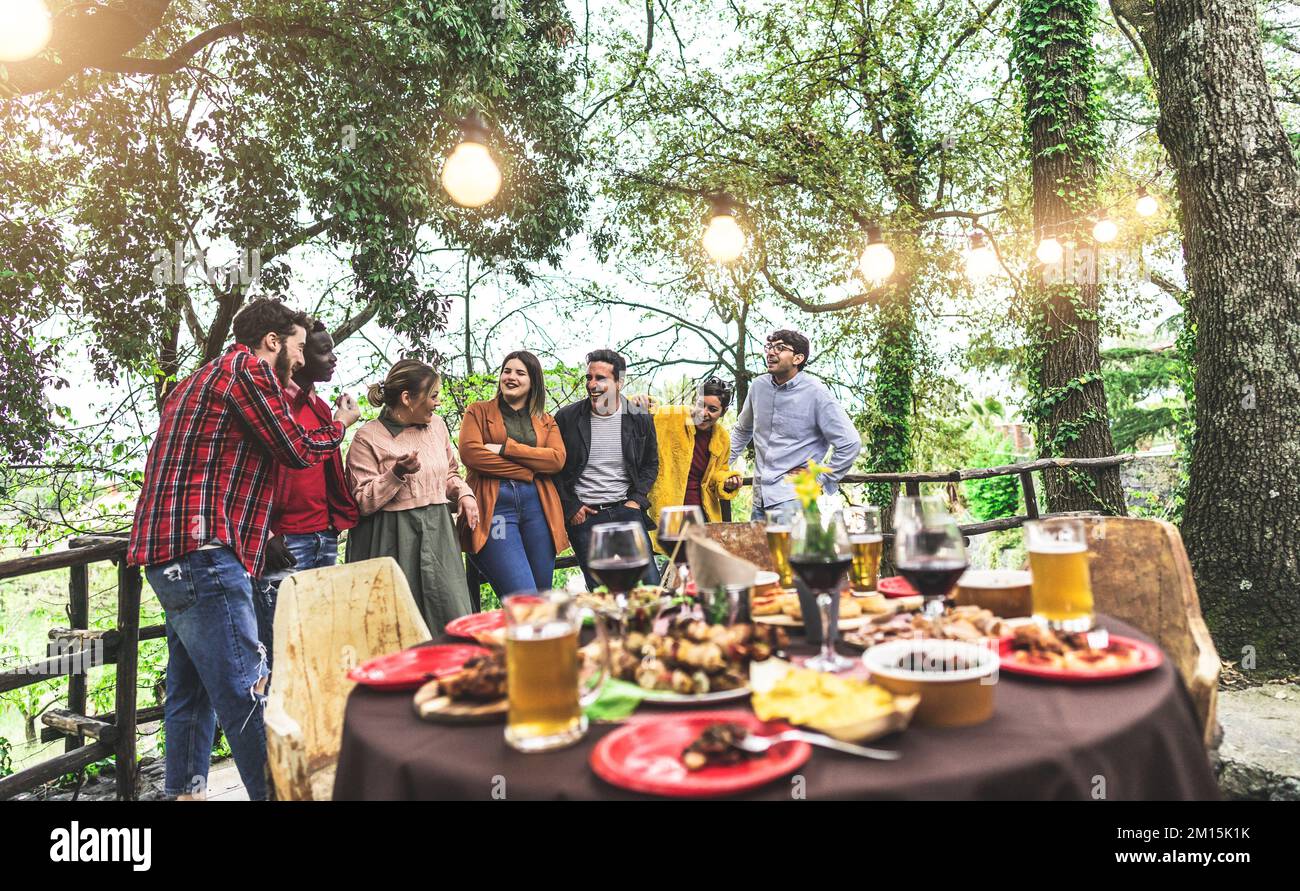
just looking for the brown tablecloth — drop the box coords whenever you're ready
[332,616,1220,800]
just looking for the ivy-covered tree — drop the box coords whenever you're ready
[1012,0,1126,515]
[1114,0,1300,673]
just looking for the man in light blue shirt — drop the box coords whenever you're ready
[729,329,862,520]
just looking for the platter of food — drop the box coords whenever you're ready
[348,643,492,691]
[751,589,879,629]
[842,605,1009,649]
[580,616,787,703]
[412,648,509,723]
[999,624,1162,682]
[749,659,918,742]
[589,711,811,797]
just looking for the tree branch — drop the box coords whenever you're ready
[99,18,337,76]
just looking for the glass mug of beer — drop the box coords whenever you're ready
[765,504,795,588]
[844,505,883,593]
[503,590,610,753]
[1024,518,1095,632]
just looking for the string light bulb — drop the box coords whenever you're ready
[858,223,895,284]
[1135,187,1158,218]
[440,114,502,207]
[702,195,746,264]
[1092,217,1119,244]
[0,0,52,63]
[965,232,998,281]
[1036,233,1063,265]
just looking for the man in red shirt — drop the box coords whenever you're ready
[128,299,361,801]
[254,321,360,657]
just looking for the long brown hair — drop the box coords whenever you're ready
[498,350,546,416]
[367,358,440,409]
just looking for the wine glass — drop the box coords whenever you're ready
[657,505,704,566]
[894,502,968,621]
[892,493,948,534]
[790,508,854,673]
[587,521,652,614]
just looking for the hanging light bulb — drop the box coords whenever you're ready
[0,0,52,63]
[858,223,895,284]
[702,195,746,264]
[1092,217,1119,243]
[440,114,502,207]
[1135,187,1159,218]
[965,232,999,281]
[1036,232,1063,265]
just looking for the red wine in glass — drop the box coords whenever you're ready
[790,555,853,591]
[589,557,650,593]
[896,559,968,602]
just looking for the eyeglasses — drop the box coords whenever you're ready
[764,343,794,356]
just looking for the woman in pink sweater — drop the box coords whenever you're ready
[345,359,480,633]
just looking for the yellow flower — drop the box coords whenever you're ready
[788,460,831,508]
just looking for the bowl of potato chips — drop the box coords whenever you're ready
[749,659,919,743]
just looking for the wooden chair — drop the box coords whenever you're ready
[264,557,431,800]
[1077,516,1220,746]
[703,522,776,573]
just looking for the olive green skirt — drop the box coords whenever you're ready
[346,504,473,634]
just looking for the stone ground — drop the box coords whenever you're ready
[1212,672,1300,801]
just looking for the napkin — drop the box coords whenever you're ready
[684,526,760,590]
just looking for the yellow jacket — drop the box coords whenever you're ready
[648,406,739,551]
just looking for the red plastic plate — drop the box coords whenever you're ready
[998,634,1163,683]
[347,644,491,691]
[877,576,919,599]
[590,710,811,798]
[444,610,505,642]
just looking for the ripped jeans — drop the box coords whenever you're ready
[145,547,269,801]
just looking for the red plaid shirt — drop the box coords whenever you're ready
[127,344,345,576]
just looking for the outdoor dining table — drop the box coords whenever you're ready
[331,614,1220,800]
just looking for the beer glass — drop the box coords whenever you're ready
[503,590,609,753]
[844,505,883,593]
[1024,518,1095,632]
[764,504,795,588]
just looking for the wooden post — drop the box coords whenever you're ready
[1020,471,1040,520]
[66,564,88,755]
[904,481,921,497]
[114,561,141,801]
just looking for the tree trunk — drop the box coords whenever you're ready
[1014,0,1127,516]
[1116,0,1300,674]
[865,290,915,513]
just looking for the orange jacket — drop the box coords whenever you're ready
[457,398,570,555]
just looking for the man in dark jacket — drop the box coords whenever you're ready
[555,349,661,589]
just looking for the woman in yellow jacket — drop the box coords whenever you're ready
[648,378,742,553]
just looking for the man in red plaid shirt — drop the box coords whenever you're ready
[128,299,361,801]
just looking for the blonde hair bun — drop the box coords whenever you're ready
[366,382,385,406]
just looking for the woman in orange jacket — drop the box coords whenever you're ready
[459,351,570,598]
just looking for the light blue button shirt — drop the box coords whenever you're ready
[728,372,862,508]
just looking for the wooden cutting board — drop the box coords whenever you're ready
[412,679,507,724]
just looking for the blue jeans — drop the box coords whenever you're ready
[254,531,339,661]
[470,481,555,598]
[145,547,269,801]
[567,504,662,591]
[751,498,795,523]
